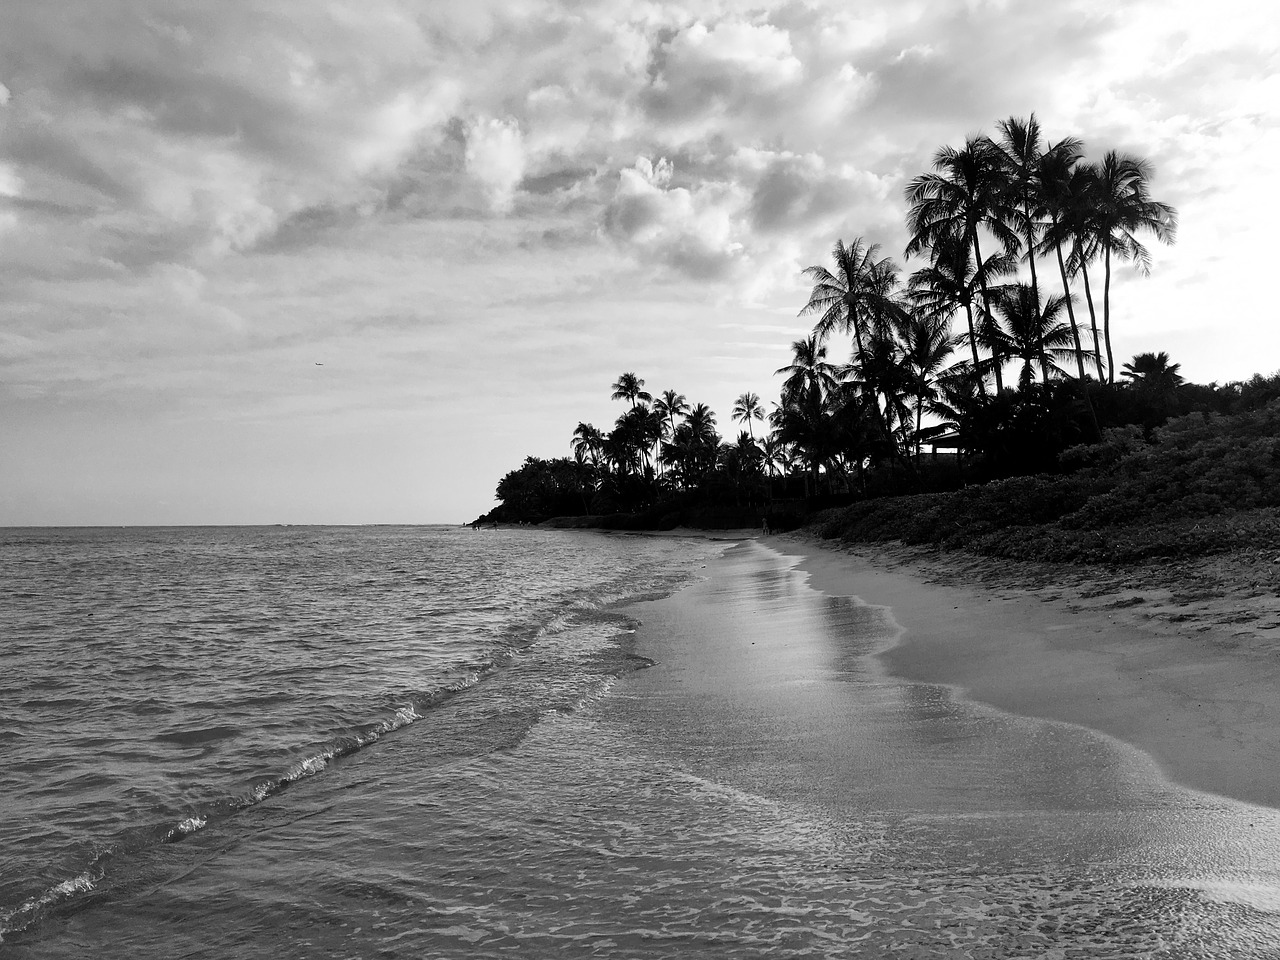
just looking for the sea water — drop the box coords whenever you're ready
[0,525,717,952]
[2,526,1279,957]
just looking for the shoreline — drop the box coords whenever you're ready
[770,532,1280,811]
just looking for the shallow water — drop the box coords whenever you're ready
[4,530,1279,957]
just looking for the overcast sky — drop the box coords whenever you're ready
[1,0,1276,524]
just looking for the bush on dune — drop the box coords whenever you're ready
[813,399,1280,565]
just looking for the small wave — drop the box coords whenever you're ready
[163,816,208,843]
[240,700,435,806]
[0,867,101,942]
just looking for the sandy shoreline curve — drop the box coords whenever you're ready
[769,532,1280,811]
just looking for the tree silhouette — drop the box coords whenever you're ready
[1089,151,1178,383]
[905,135,1021,391]
[610,372,652,411]
[732,392,765,439]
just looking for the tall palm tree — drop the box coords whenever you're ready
[989,283,1077,387]
[1065,163,1107,378]
[905,135,1021,391]
[994,114,1052,382]
[799,238,904,360]
[1036,138,1091,380]
[610,372,652,411]
[1088,151,1178,383]
[732,392,764,439]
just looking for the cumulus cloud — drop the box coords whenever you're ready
[465,117,526,214]
[603,156,747,279]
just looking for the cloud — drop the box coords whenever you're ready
[603,156,745,279]
[465,117,526,214]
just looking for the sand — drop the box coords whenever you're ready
[767,533,1280,811]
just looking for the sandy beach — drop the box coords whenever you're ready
[779,534,1280,811]
[613,533,1280,953]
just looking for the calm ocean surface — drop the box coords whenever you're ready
[3,526,1279,957]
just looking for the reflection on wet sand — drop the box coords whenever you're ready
[609,540,1280,956]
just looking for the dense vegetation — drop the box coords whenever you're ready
[813,395,1280,563]
[477,114,1276,556]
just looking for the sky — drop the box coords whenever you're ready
[1,0,1277,525]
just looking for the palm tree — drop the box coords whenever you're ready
[732,392,764,439]
[759,433,785,492]
[1065,162,1106,378]
[668,403,719,488]
[800,238,904,360]
[909,234,1014,374]
[905,135,1021,391]
[571,422,606,470]
[1121,351,1184,390]
[1036,138,1091,380]
[611,372,652,411]
[654,389,689,443]
[770,391,839,495]
[989,283,1077,387]
[994,114,1052,381]
[844,326,914,466]
[776,335,839,406]
[897,308,959,463]
[1088,151,1178,383]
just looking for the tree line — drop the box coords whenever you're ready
[479,114,1272,526]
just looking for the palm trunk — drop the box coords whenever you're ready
[962,300,981,373]
[1023,202,1049,384]
[1078,257,1103,379]
[971,233,1003,392]
[915,402,924,469]
[1103,241,1115,385]
[850,304,867,364]
[1054,240,1087,380]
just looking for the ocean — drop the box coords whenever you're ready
[3,525,1279,957]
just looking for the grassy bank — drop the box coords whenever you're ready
[809,400,1280,565]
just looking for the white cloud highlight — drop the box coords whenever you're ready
[465,117,527,214]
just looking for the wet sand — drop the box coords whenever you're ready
[617,536,1280,954]
[780,535,1280,811]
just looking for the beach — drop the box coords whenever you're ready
[782,534,1280,811]
[613,533,1280,954]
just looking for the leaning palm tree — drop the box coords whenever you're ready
[905,134,1021,391]
[610,372,652,411]
[732,392,764,439]
[989,283,1078,387]
[1088,151,1178,383]
[800,237,904,360]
